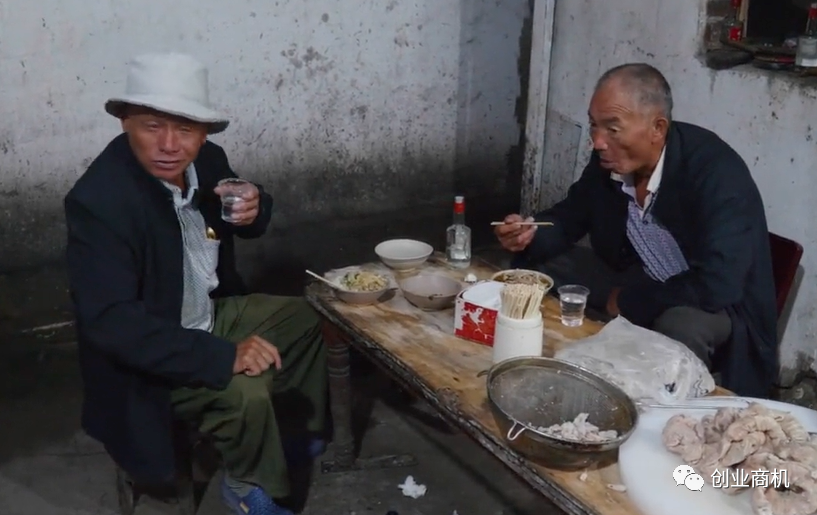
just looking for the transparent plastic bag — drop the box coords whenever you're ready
[554,316,716,403]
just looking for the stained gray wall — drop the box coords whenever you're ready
[0,0,531,275]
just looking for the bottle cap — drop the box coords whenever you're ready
[453,196,465,214]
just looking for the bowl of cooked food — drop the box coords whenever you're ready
[485,356,638,471]
[398,274,463,311]
[491,268,554,295]
[375,239,434,270]
[334,270,392,305]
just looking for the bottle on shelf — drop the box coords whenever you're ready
[721,0,743,43]
[445,195,472,269]
[796,3,817,69]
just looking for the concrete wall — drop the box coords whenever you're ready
[540,0,816,380]
[0,0,531,276]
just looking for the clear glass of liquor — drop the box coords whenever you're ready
[558,284,590,327]
[445,195,471,269]
[217,178,253,223]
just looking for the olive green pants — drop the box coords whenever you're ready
[170,294,328,499]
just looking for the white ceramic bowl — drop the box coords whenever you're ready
[335,287,390,305]
[374,239,434,270]
[333,271,392,305]
[399,274,463,310]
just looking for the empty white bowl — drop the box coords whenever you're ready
[374,239,434,270]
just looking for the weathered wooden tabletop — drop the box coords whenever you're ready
[306,253,726,515]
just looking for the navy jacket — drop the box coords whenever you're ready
[64,133,273,482]
[525,121,778,398]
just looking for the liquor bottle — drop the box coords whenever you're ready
[796,3,817,69]
[445,195,472,269]
[721,0,743,43]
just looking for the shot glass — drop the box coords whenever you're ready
[558,284,590,327]
[217,178,253,223]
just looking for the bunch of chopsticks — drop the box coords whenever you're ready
[499,283,546,320]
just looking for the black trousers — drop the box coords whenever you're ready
[518,246,732,369]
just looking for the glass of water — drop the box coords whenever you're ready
[558,284,590,327]
[217,178,253,223]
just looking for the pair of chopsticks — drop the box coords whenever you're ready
[490,221,553,227]
[638,398,751,410]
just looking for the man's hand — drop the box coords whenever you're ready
[214,182,260,226]
[494,214,538,252]
[606,287,621,317]
[232,335,281,376]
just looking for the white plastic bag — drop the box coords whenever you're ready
[554,316,716,403]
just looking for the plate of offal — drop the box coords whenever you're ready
[619,397,817,515]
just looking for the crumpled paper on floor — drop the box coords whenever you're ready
[397,475,427,499]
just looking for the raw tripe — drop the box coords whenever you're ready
[339,271,388,292]
[537,413,618,443]
[662,402,817,515]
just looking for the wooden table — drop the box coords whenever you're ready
[305,254,722,515]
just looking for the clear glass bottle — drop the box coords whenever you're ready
[445,195,472,269]
[796,3,817,68]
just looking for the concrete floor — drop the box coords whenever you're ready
[0,342,562,515]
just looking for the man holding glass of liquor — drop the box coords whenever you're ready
[495,63,777,399]
[64,53,327,515]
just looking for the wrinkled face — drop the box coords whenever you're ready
[120,106,208,185]
[588,80,667,175]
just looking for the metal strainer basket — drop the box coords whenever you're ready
[485,356,639,471]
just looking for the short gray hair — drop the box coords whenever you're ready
[595,63,673,122]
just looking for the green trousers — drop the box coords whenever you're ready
[170,294,328,499]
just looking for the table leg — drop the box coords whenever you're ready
[320,320,417,474]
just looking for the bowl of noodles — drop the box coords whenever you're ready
[491,269,554,296]
[334,270,392,305]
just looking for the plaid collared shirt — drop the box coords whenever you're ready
[161,164,220,331]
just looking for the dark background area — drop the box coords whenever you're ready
[747,0,810,41]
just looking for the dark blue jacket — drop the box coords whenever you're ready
[524,121,778,398]
[64,133,273,482]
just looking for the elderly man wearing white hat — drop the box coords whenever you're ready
[63,53,327,515]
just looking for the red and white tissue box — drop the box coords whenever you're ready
[454,281,504,346]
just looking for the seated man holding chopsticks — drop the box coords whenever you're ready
[494,63,777,399]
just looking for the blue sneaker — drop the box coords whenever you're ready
[307,438,327,458]
[283,437,326,465]
[219,477,293,515]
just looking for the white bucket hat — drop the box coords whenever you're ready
[105,52,229,134]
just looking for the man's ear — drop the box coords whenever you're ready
[653,116,669,142]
